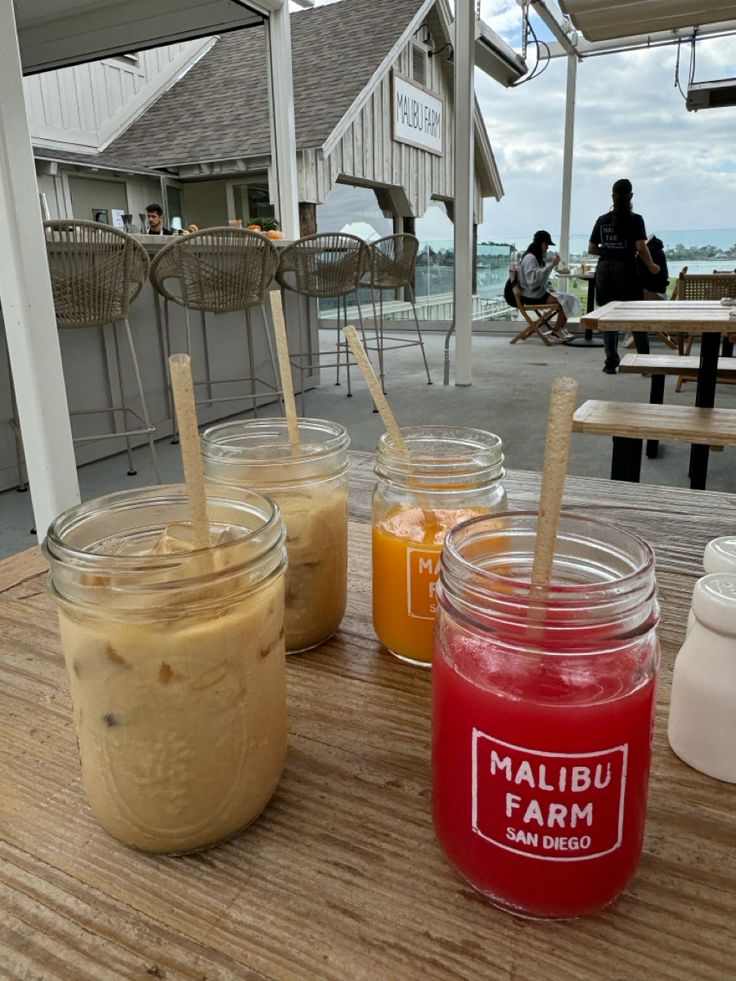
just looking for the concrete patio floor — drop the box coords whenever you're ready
[2,326,735,558]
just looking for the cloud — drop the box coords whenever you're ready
[477,1,736,238]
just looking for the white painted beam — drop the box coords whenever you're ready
[545,20,736,59]
[19,0,266,75]
[0,0,79,534]
[559,54,577,265]
[266,3,300,239]
[452,0,475,387]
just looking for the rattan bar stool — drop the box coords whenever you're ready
[275,232,370,412]
[364,234,432,391]
[149,228,282,436]
[13,220,159,488]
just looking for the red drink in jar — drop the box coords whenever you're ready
[432,513,659,919]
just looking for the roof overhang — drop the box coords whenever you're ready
[16,0,273,75]
[559,1,736,43]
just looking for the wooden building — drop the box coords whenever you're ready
[29,0,505,245]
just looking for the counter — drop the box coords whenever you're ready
[0,234,318,491]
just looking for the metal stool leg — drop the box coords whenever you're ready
[245,308,259,416]
[201,311,214,407]
[162,299,179,444]
[408,283,432,385]
[298,291,308,416]
[370,287,385,393]
[111,321,137,476]
[344,296,353,397]
[123,317,160,483]
[335,296,343,387]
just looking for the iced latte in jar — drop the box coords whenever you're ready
[202,419,350,653]
[43,485,288,854]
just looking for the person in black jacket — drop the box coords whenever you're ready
[588,179,660,373]
[638,235,669,299]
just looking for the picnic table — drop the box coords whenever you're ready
[1,456,735,979]
[582,300,736,488]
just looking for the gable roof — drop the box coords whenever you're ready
[105,0,427,169]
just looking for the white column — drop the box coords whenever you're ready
[266,4,300,240]
[453,0,476,387]
[0,0,79,535]
[559,54,577,265]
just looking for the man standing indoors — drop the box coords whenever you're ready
[145,203,171,235]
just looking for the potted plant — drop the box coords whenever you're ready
[247,216,284,240]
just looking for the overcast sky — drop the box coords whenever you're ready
[306,0,736,241]
[477,1,736,240]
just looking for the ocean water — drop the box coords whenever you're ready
[565,228,736,258]
[413,230,736,301]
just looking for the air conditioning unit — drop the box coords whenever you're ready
[686,78,736,111]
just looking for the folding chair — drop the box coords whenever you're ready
[509,283,561,345]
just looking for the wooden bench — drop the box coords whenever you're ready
[572,400,736,485]
[619,353,736,457]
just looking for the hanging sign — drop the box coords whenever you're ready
[392,73,444,156]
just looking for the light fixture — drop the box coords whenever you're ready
[687,77,736,111]
[422,27,435,51]
[429,41,454,61]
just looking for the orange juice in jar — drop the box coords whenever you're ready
[372,427,506,666]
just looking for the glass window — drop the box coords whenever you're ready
[233,182,275,224]
[166,186,183,226]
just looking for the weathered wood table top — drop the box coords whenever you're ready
[1,455,735,980]
[582,299,735,333]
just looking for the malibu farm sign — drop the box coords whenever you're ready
[392,73,444,156]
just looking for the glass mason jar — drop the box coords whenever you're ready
[43,484,287,855]
[202,418,350,653]
[433,512,660,919]
[372,426,506,666]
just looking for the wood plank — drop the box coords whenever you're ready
[619,353,736,376]
[573,400,736,444]
[0,547,47,594]
[0,459,734,978]
[582,300,734,332]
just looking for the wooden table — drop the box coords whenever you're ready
[561,269,603,346]
[1,457,735,979]
[582,300,736,488]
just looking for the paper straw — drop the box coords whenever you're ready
[344,326,409,459]
[530,376,579,593]
[269,291,301,452]
[169,353,210,549]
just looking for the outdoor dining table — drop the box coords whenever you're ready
[560,268,603,346]
[582,300,736,489]
[1,454,735,979]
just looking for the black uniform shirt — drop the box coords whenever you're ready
[590,210,646,262]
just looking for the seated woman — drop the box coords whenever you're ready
[518,230,580,341]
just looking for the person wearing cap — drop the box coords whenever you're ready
[145,203,172,236]
[517,230,577,341]
[588,179,660,374]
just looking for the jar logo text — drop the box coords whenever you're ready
[471,731,628,862]
[406,546,442,620]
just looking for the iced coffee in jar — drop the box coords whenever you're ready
[373,426,506,666]
[43,484,287,855]
[202,418,350,653]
